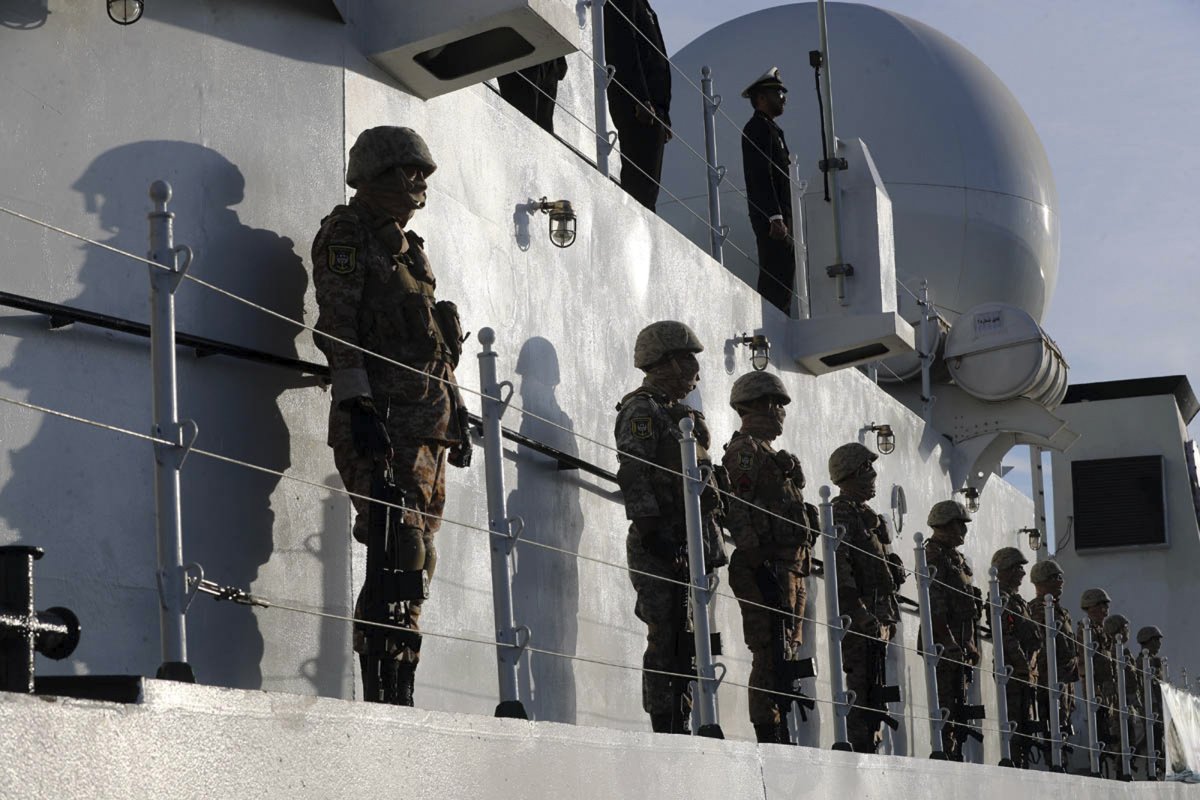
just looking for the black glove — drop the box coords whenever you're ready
[887,552,908,587]
[341,397,391,461]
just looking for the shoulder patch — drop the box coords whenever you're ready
[737,451,754,471]
[631,417,653,439]
[327,245,357,275]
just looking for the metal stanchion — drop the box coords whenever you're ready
[678,417,723,738]
[699,66,727,264]
[818,486,852,750]
[1116,636,1132,780]
[914,532,947,759]
[1143,650,1159,780]
[477,328,528,719]
[1083,624,1102,777]
[587,0,613,176]
[147,180,197,683]
[1042,595,1065,772]
[988,568,1015,766]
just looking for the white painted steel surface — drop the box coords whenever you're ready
[944,303,1068,407]
[2,682,1193,799]
[0,0,1035,757]
[659,3,1060,327]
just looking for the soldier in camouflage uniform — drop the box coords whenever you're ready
[614,320,728,734]
[1079,587,1115,762]
[312,126,471,705]
[721,372,818,744]
[991,546,1042,768]
[1102,612,1136,774]
[1027,559,1078,754]
[1135,626,1165,779]
[923,500,984,760]
[829,442,905,753]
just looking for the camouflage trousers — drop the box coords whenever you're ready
[728,549,807,726]
[1036,681,1076,746]
[936,660,973,758]
[841,621,893,753]
[332,412,447,665]
[626,525,692,717]
[1006,679,1038,768]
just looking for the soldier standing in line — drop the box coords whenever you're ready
[923,500,984,761]
[312,126,472,706]
[1102,612,1137,775]
[605,0,673,211]
[829,442,905,753]
[722,372,818,744]
[1027,560,1079,757]
[1135,626,1166,779]
[1079,587,1115,765]
[740,67,794,314]
[614,321,727,734]
[991,546,1042,768]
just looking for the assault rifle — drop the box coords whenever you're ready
[865,631,902,731]
[756,562,816,722]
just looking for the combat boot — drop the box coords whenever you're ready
[393,661,416,707]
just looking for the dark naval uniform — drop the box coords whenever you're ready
[742,109,793,312]
[614,384,726,727]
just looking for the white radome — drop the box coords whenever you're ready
[658,1,1060,377]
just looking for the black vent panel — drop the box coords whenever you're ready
[1071,455,1167,549]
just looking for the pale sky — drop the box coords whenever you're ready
[652,0,1200,526]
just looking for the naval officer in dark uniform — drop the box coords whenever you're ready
[741,68,794,313]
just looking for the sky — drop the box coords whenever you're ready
[651,0,1200,538]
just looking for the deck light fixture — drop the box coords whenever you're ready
[868,423,895,455]
[107,0,143,24]
[538,198,576,248]
[963,486,981,514]
[736,333,771,371]
[1019,527,1043,551]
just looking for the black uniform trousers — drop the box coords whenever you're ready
[752,219,795,314]
[609,97,667,212]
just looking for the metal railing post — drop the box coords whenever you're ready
[1083,624,1103,776]
[989,569,1015,766]
[699,66,726,264]
[588,0,613,176]
[790,160,811,320]
[477,327,528,719]
[919,280,934,422]
[1143,650,1159,780]
[1042,595,1065,772]
[818,486,852,750]
[815,0,848,306]
[678,417,723,738]
[147,180,196,683]
[1116,636,1133,780]
[914,532,948,759]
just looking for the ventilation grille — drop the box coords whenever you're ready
[1071,455,1166,549]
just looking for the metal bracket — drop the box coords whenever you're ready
[712,661,728,688]
[712,93,723,110]
[710,164,727,183]
[495,380,515,418]
[165,244,193,292]
[819,157,848,173]
[603,64,617,88]
[832,523,847,547]
[707,572,721,593]
[155,419,199,468]
[514,624,532,659]
[506,515,525,544]
[825,262,854,278]
[182,562,205,613]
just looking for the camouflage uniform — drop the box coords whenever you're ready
[833,495,902,752]
[723,431,816,732]
[312,129,467,672]
[923,536,983,759]
[998,589,1042,766]
[615,383,726,724]
[1135,627,1165,778]
[1027,594,1077,742]
[1080,615,1117,753]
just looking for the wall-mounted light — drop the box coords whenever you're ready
[736,333,771,371]
[962,486,981,514]
[107,0,143,24]
[1019,527,1043,551]
[537,197,576,248]
[869,423,895,455]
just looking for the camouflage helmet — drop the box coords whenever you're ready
[1080,587,1112,609]
[1102,613,1130,638]
[729,371,791,409]
[633,321,704,369]
[1137,625,1164,645]
[346,126,437,188]
[1029,559,1064,584]
[990,546,1028,571]
[927,500,972,528]
[828,442,877,483]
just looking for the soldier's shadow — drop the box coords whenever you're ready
[506,336,585,723]
[0,141,307,689]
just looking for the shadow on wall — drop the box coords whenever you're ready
[1,0,47,28]
[506,336,586,724]
[298,476,354,698]
[0,141,308,690]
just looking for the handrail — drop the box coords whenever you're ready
[0,290,618,484]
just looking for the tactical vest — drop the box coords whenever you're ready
[833,496,900,623]
[325,205,464,372]
[925,540,979,630]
